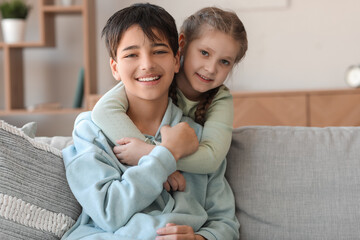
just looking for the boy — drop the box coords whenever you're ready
[62,3,239,239]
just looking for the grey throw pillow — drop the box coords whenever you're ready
[0,120,81,239]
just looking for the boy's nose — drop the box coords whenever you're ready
[140,54,155,70]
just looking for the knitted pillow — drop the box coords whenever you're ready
[0,120,81,239]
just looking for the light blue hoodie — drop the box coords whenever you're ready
[62,100,239,240]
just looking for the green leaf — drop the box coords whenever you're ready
[0,0,31,19]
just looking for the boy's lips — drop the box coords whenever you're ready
[136,75,161,82]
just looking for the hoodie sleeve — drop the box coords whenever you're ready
[62,112,176,232]
[177,87,234,174]
[91,82,147,144]
[196,160,240,240]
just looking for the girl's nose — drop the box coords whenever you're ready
[204,59,217,74]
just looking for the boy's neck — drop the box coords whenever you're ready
[126,95,169,136]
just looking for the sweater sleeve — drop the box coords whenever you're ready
[176,87,234,174]
[196,160,240,240]
[91,82,146,145]
[62,113,176,232]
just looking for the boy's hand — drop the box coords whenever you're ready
[114,137,155,166]
[160,122,199,161]
[156,223,206,240]
[163,171,186,192]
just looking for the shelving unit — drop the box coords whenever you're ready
[0,0,97,116]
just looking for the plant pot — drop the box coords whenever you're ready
[1,19,26,43]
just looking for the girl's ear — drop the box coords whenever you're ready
[178,33,186,55]
[174,50,180,74]
[110,58,121,81]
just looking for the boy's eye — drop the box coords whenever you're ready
[154,50,168,55]
[201,50,209,56]
[124,53,137,58]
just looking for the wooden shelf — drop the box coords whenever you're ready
[0,0,97,115]
[0,108,84,116]
[0,42,44,48]
[42,5,83,13]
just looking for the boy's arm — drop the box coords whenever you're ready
[91,82,146,145]
[63,113,198,232]
[63,114,174,232]
[177,87,234,174]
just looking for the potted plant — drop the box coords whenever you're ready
[0,0,31,43]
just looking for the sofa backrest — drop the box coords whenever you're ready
[225,126,360,240]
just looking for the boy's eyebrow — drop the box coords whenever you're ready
[122,45,139,52]
[121,43,170,52]
[152,43,170,48]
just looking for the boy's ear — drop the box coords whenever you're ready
[179,33,186,55]
[110,58,121,81]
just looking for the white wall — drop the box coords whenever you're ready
[2,0,360,136]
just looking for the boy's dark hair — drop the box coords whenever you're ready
[102,3,179,60]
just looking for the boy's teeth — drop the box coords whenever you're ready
[138,76,160,82]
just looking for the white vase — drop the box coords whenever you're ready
[1,19,26,43]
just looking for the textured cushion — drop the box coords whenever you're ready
[225,126,360,240]
[0,120,81,239]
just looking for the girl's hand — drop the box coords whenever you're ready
[163,171,186,192]
[114,137,155,166]
[156,223,206,240]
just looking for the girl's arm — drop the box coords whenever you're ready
[91,82,146,145]
[176,86,234,174]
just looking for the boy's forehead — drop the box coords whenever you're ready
[123,24,170,44]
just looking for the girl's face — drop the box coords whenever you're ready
[110,24,180,103]
[178,27,239,100]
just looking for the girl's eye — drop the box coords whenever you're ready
[201,50,209,56]
[221,59,230,66]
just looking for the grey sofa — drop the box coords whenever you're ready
[1,120,360,239]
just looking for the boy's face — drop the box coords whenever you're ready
[110,25,180,103]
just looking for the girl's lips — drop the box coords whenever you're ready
[196,73,213,83]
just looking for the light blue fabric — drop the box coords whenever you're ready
[62,100,239,240]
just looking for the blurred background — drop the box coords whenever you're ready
[1,0,360,135]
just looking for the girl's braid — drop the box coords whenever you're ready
[194,86,220,126]
[168,80,179,106]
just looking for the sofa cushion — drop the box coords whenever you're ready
[225,126,360,240]
[0,120,81,239]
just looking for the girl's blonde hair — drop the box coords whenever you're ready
[170,7,248,125]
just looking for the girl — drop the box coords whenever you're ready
[92,6,248,178]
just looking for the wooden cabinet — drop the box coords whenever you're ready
[233,88,360,127]
[88,88,360,128]
[0,0,97,115]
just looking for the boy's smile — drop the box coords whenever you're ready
[110,24,180,103]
